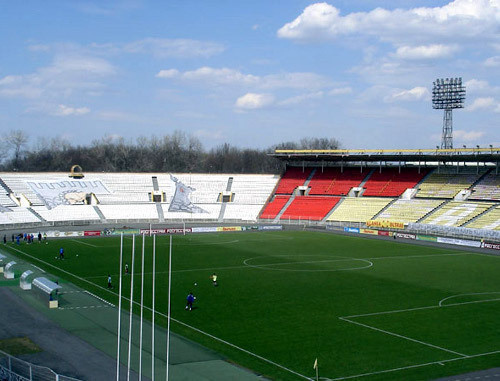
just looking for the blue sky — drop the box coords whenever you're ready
[0,0,499,150]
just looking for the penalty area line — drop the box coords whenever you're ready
[70,239,99,248]
[5,245,312,381]
[329,349,500,380]
[339,317,466,357]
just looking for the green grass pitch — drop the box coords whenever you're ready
[4,230,500,380]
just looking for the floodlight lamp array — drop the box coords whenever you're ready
[432,77,466,109]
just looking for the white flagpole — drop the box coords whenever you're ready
[127,235,136,381]
[314,358,319,381]
[139,234,145,379]
[166,235,173,381]
[116,233,124,381]
[151,234,156,381]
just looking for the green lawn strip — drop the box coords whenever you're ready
[0,337,42,356]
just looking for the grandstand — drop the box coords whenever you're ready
[363,167,429,197]
[307,167,365,195]
[375,198,445,223]
[280,196,340,221]
[274,166,311,194]
[470,171,500,201]
[259,195,290,219]
[422,200,495,227]
[466,205,500,230]
[326,197,391,223]
[0,148,499,236]
[416,167,487,199]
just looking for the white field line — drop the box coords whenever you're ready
[328,349,500,380]
[84,257,372,279]
[123,236,241,246]
[84,290,116,307]
[59,305,111,310]
[338,317,467,357]
[364,252,469,260]
[439,292,500,307]
[31,264,45,273]
[243,257,373,272]
[70,239,99,248]
[5,245,312,381]
[59,291,84,295]
[82,251,473,280]
[342,297,500,319]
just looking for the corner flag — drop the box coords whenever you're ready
[313,358,319,381]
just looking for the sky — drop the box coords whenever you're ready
[0,0,499,150]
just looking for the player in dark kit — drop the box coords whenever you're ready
[185,292,196,311]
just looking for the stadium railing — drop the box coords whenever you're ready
[0,349,81,381]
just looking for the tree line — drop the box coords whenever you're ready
[0,130,340,174]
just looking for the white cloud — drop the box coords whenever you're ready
[454,130,486,141]
[29,38,225,59]
[278,1,500,46]
[279,91,323,106]
[328,87,352,96]
[52,104,90,116]
[158,67,258,86]
[387,86,430,102]
[465,79,490,93]
[156,69,180,79]
[0,55,116,100]
[484,56,500,67]
[467,97,496,111]
[393,44,459,60]
[122,38,225,58]
[157,66,332,90]
[235,93,274,110]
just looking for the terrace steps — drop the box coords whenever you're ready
[462,203,497,227]
[416,199,450,223]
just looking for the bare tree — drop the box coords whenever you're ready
[6,130,29,169]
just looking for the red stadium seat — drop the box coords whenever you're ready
[275,167,312,194]
[280,196,340,221]
[363,168,429,197]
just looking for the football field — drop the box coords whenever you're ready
[4,230,500,380]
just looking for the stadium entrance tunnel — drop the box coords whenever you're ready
[243,254,373,272]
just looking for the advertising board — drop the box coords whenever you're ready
[437,237,481,248]
[394,232,416,240]
[360,228,378,236]
[259,225,283,231]
[366,220,405,229]
[343,227,359,233]
[482,242,500,250]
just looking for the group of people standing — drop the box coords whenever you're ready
[3,232,46,245]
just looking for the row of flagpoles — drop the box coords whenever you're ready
[113,232,319,381]
[115,233,173,381]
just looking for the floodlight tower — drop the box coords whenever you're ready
[432,77,466,149]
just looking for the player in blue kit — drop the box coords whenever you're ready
[185,292,196,311]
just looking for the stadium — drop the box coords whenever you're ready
[1,145,500,381]
[1,1,500,381]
